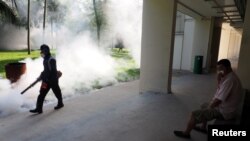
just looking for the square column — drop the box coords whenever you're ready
[237,1,250,90]
[140,0,177,94]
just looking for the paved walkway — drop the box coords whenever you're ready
[0,72,217,141]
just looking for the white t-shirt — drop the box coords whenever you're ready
[213,72,243,120]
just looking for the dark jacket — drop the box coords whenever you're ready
[40,55,58,83]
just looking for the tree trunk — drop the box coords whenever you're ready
[93,0,100,45]
[12,0,18,11]
[51,19,53,49]
[43,0,47,43]
[27,0,31,54]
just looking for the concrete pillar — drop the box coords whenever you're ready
[140,0,177,94]
[237,1,250,90]
[206,17,223,72]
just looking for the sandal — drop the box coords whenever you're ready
[174,131,191,139]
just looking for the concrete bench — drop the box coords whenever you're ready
[240,89,250,125]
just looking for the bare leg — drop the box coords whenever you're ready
[184,113,196,135]
[173,113,195,138]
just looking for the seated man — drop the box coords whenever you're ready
[174,59,243,139]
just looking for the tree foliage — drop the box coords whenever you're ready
[0,0,19,25]
[47,0,66,25]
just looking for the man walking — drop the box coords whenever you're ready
[30,44,64,114]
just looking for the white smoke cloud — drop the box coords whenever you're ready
[56,32,117,95]
[0,79,23,117]
[0,0,142,117]
[0,25,27,50]
[105,0,142,66]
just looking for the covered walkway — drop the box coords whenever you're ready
[0,72,217,141]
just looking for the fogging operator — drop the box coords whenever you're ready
[30,44,64,114]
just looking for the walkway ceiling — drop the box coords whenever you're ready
[177,0,247,28]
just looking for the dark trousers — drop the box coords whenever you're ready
[36,81,63,111]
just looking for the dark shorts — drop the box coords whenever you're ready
[192,103,224,124]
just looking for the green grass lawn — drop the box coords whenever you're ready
[0,50,41,77]
[111,48,140,82]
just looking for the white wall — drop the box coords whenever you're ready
[218,23,242,69]
[173,14,211,71]
[173,34,184,69]
[173,15,195,71]
[181,17,195,70]
[191,19,211,70]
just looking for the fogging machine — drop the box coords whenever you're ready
[21,71,62,95]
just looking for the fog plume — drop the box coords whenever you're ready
[0,0,142,117]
